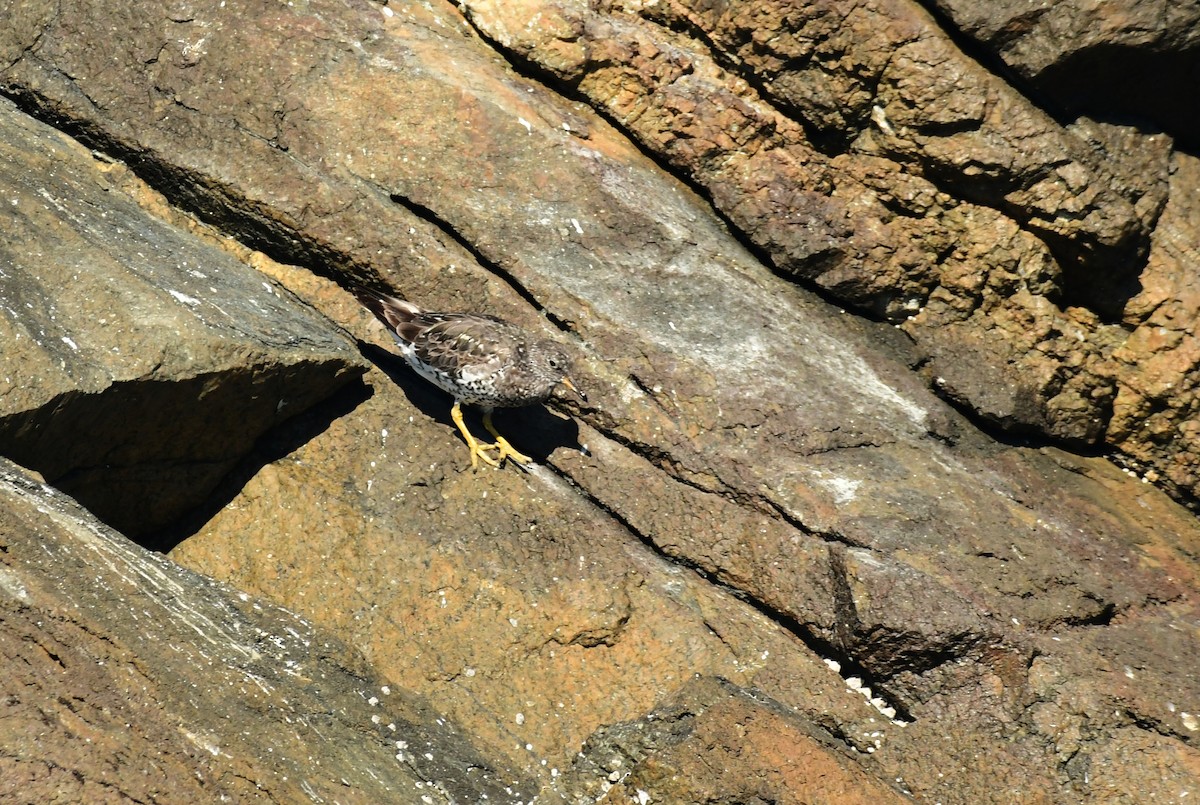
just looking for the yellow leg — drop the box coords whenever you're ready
[450,402,500,469]
[483,410,533,466]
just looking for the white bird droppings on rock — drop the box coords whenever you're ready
[168,289,201,307]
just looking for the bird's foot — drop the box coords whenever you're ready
[452,402,503,470]
[476,436,533,469]
[480,411,533,468]
[466,435,503,470]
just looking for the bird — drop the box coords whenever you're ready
[354,287,585,469]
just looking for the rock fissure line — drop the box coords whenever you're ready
[1120,706,1198,745]
[452,4,891,326]
[385,192,577,336]
[582,412,886,553]
[542,453,917,724]
[923,375,1113,456]
[626,372,675,417]
[758,495,877,551]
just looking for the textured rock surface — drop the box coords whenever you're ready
[0,0,1198,802]
[456,0,1198,492]
[560,676,910,803]
[1108,150,1200,507]
[0,458,533,803]
[927,0,1200,147]
[0,97,366,536]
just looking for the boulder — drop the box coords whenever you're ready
[0,457,533,803]
[0,0,1197,802]
[0,98,366,536]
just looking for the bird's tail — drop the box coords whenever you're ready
[352,286,421,332]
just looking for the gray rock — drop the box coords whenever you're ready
[0,457,533,803]
[0,97,366,535]
[0,0,1199,802]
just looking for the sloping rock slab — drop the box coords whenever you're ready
[0,457,532,803]
[561,676,909,804]
[0,97,365,535]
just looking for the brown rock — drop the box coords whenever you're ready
[1109,151,1200,501]
[171,269,916,795]
[927,0,1200,146]
[0,97,365,536]
[0,0,1199,802]
[0,457,534,803]
[563,677,909,803]
[458,0,1171,446]
[626,0,1164,272]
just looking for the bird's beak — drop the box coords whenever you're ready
[560,376,587,403]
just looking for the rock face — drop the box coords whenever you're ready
[0,458,532,802]
[927,0,1200,149]
[459,0,1195,489]
[0,97,366,536]
[0,0,1198,802]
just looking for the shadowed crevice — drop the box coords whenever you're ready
[141,377,373,554]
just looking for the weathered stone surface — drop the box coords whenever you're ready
[625,0,1164,269]
[453,0,1186,457]
[0,97,366,536]
[0,0,1198,802]
[561,676,910,804]
[170,260,1200,803]
[169,268,919,800]
[927,0,1200,146]
[1108,151,1200,501]
[455,0,1198,498]
[0,457,533,803]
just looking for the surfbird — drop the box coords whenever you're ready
[354,288,585,469]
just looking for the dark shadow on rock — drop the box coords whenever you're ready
[1035,44,1200,154]
[358,341,583,469]
[141,378,374,554]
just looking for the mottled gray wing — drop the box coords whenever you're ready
[403,313,518,378]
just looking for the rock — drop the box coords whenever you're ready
[0,97,366,536]
[0,457,533,803]
[172,267,924,798]
[0,0,1198,802]
[561,676,910,803]
[172,215,1200,804]
[454,0,1177,448]
[926,0,1200,147]
[1108,150,1200,502]
[616,0,1163,271]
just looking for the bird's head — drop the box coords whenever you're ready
[529,341,586,402]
